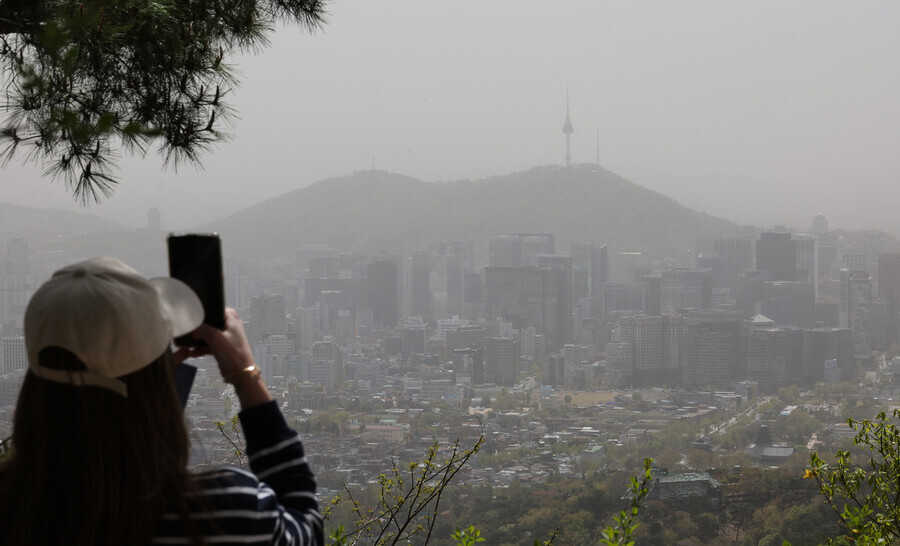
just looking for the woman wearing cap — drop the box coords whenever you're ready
[0,258,322,545]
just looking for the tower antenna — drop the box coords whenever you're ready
[562,88,573,167]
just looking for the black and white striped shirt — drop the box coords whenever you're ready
[155,401,322,545]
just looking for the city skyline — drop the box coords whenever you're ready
[3,2,900,237]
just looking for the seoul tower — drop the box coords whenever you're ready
[562,89,574,167]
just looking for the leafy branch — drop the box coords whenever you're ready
[329,436,484,545]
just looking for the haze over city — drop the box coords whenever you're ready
[3,1,900,235]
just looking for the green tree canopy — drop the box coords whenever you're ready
[0,0,326,200]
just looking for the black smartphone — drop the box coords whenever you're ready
[167,233,226,346]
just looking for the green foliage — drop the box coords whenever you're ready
[450,525,484,546]
[328,437,484,545]
[215,414,245,466]
[0,0,326,199]
[809,409,900,544]
[599,457,653,546]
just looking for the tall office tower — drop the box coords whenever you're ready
[819,277,841,302]
[603,341,632,386]
[741,323,788,394]
[308,256,339,279]
[843,254,868,273]
[590,244,609,296]
[681,309,744,389]
[545,354,564,386]
[735,270,769,317]
[764,281,816,328]
[716,238,753,295]
[518,233,555,265]
[399,318,427,358]
[367,259,399,328]
[520,326,546,362]
[1,237,32,326]
[878,253,900,347]
[812,213,829,235]
[410,251,432,317]
[255,334,295,385]
[570,243,593,271]
[562,90,573,167]
[446,254,464,317]
[794,234,819,294]
[610,252,649,283]
[304,358,337,392]
[295,306,316,353]
[446,324,486,354]
[435,240,475,268]
[804,328,854,382]
[484,265,570,350]
[659,267,712,314]
[818,235,838,279]
[573,267,589,303]
[489,236,523,267]
[313,339,343,383]
[249,294,287,346]
[848,272,872,361]
[538,254,573,337]
[816,297,840,328]
[757,232,796,282]
[335,310,355,341]
[1,336,26,374]
[619,315,685,385]
[147,207,161,230]
[600,282,647,320]
[697,254,725,290]
[486,336,518,386]
[870,297,889,351]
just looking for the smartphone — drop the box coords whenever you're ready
[167,233,226,346]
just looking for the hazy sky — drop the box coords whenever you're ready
[3,1,900,236]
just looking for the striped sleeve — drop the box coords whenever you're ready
[154,401,322,545]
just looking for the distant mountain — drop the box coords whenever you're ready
[201,164,742,260]
[0,202,172,273]
[0,201,126,244]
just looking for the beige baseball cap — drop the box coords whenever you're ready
[24,257,204,397]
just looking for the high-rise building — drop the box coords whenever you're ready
[518,233,555,265]
[367,259,399,328]
[1,335,26,374]
[295,306,316,353]
[681,309,744,389]
[764,281,816,328]
[619,315,685,385]
[410,251,432,317]
[590,244,609,297]
[816,297,840,328]
[794,234,819,294]
[757,232,796,282]
[812,213,828,235]
[741,324,788,393]
[848,272,872,361]
[249,294,287,346]
[842,254,868,273]
[489,236,522,267]
[878,253,900,347]
[446,254,464,317]
[400,318,427,358]
[659,267,712,314]
[486,336,518,386]
[735,270,770,317]
[599,282,646,320]
[484,265,570,350]
[804,328,854,383]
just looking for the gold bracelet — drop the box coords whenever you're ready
[230,364,261,386]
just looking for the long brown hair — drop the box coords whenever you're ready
[0,347,196,545]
